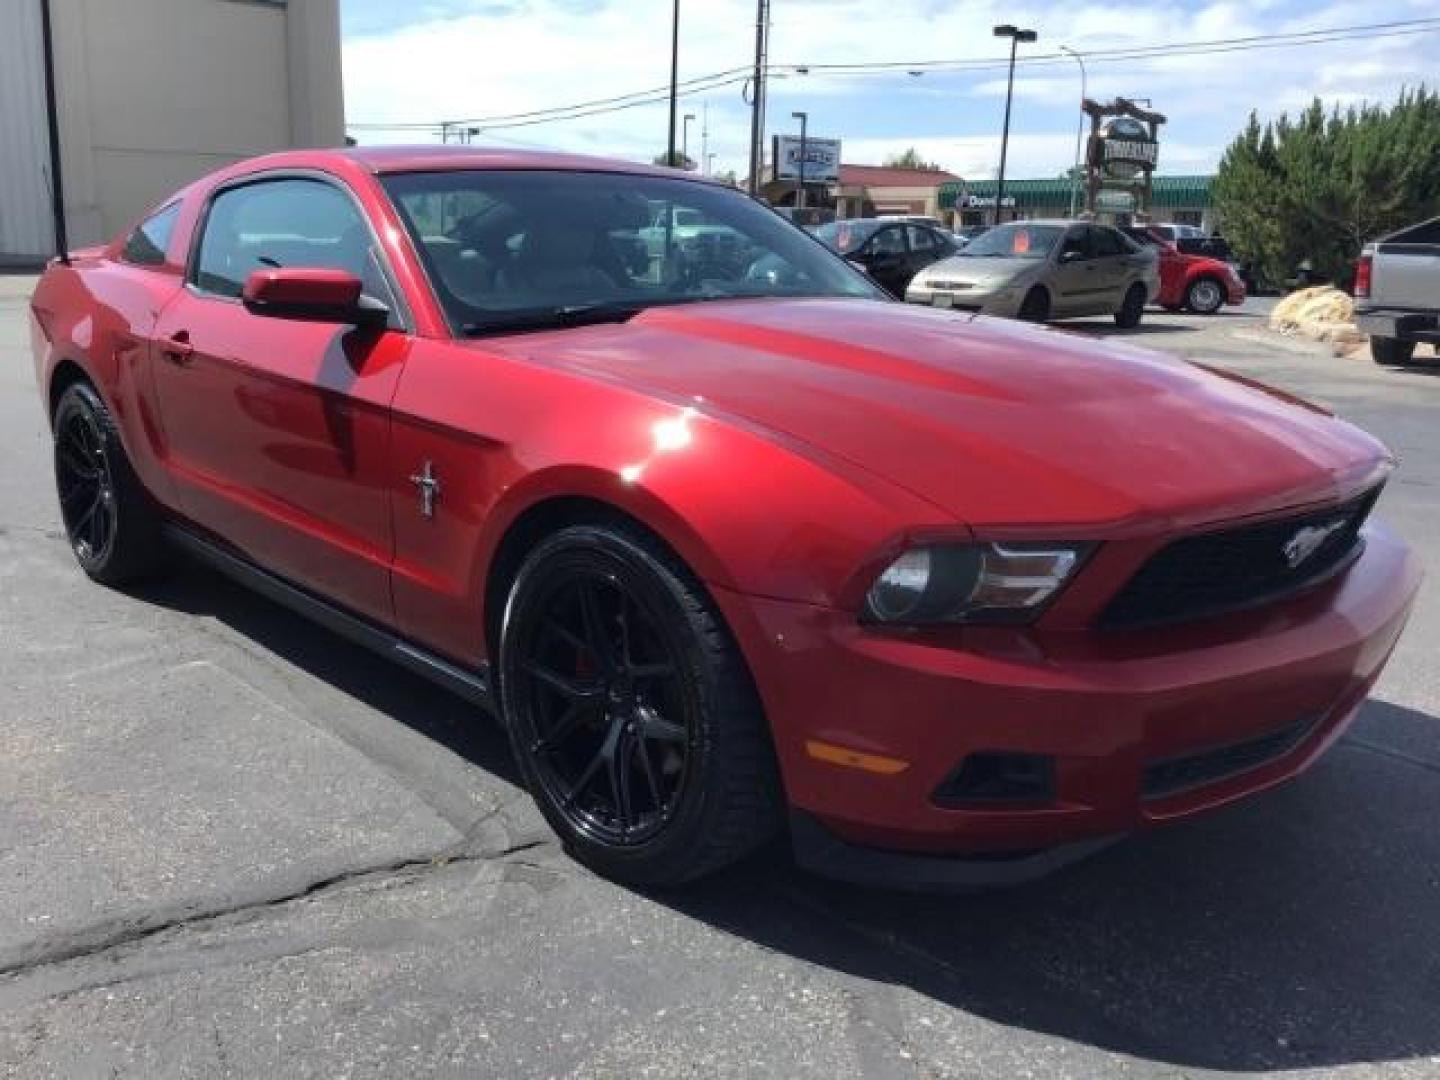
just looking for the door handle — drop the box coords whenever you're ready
[161,331,194,365]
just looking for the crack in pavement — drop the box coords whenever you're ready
[0,837,555,983]
[1339,734,1440,774]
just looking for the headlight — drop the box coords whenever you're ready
[864,543,1090,625]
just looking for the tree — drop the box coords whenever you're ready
[653,151,697,171]
[884,148,945,171]
[1213,87,1440,288]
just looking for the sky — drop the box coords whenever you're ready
[339,0,1438,182]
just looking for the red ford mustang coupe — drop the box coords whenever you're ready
[29,147,1419,889]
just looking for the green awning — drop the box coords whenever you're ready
[939,175,1212,211]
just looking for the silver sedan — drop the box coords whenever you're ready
[905,220,1160,327]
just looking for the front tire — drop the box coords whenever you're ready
[499,524,782,887]
[1371,336,1416,366]
[52,381,166,586]
[1114,284,1146,328]
[1184,276,1225,315]
[1017,286,1050,323]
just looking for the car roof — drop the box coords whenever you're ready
[206,144,713,182]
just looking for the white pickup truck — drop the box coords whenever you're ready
[1355,216,1440,364]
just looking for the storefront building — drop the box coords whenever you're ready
[939,175,1216,231]
[760,164,960,221]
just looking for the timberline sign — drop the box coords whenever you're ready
[1082,99,1167,218]
[1093,118,1160,180]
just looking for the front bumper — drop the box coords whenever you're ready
[904,282,1027,318]
[716,520,1419,883]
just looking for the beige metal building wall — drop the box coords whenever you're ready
[0,0,55,263]
[0,0,344,261]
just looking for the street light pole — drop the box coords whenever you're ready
[666,0,680,166]
[1060,45,1087,217]
[991,24,1037,228]
[792,111,808,211]
[682,113,696,171]
[701,102,709,175]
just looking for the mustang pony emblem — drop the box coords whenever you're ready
[1282,519,1346,569]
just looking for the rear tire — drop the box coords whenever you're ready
[1184,276,1225,315]
[1114,284,1146,329]
[1017,287,1050,323]
[1371,336,1416,366]
[52,381,167,586]
[499,523,782,887]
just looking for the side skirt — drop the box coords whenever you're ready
[162,524,496,716]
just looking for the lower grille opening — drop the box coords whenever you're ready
[1142,714,1321,799]
[933,752,1056,806]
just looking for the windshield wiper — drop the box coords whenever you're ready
[460,301,648,338]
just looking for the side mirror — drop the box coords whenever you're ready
[846,256,871,275]
[1059,249,1086,264]
[243,268,389,327]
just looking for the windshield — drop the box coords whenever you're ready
[814,220,881,255]
[382,170,883,333]
[960,222,1063,259]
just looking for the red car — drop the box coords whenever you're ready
[30,148,1418,889]
[1124,226,1246,314]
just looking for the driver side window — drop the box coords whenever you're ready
[1059,227,1092,262]
[868,227,906,257]
[193,178,379,301]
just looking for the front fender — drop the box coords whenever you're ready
[480,408,951,609]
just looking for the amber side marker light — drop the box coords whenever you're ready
[805,739,910,775]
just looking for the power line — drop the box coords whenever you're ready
[792,16,1440,73]
[348,66,754,130]
[347,17,1440,133]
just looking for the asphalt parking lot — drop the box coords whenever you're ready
[2,276,1437,1079]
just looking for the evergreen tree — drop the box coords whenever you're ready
[1213,87,1440,287]
[884,148,945,171]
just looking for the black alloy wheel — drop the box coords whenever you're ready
[56,398,117,568]
[517,569,689,847]
[52,381,165,585]
[500,524,781,886]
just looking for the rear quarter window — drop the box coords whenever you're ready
[120,203,181,267]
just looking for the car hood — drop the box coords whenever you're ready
[915,255,1039,286]
[479,298,1389,531]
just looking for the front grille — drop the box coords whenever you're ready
[1100,487,1380,629]
[1142,714,1321,799]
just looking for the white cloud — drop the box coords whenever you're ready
[341,0,1440,179]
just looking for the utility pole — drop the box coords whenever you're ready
[747,0,770,195]
[666,0,680,166]
[792,111,808,211]
[682,113,696,170]
[992,24,1037,227]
